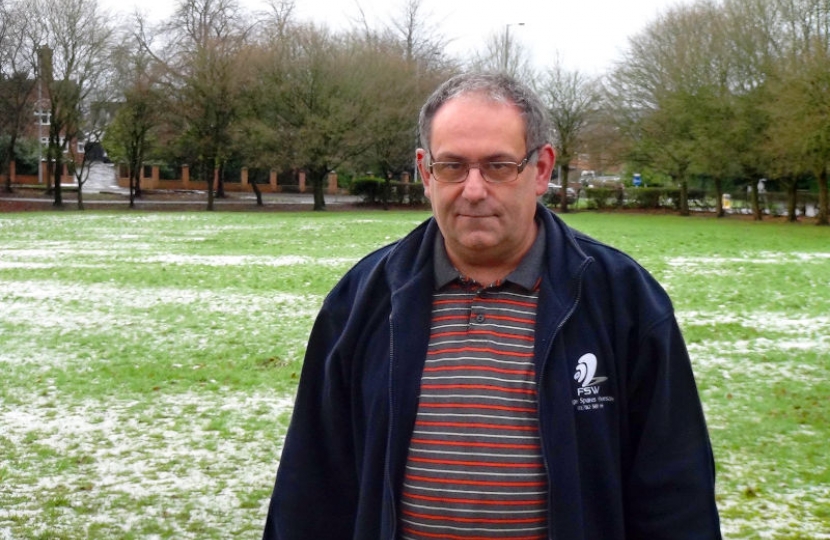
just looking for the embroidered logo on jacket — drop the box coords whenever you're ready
[573,353,614,412]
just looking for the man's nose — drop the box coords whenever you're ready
[461,166,488,200]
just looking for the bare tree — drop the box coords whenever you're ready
[610,1,731,216]
[104,22,167,208]
[367,0,454,205]
[283,26,381,210]
[764,0,830,224]
[538,59,601,212]
[0,0,39,193]
[718,0,781,220]
[766,38,830,225]
[469,26,535,81]
[148,0,254,211]
[29,0,113,207]
[387,0,447,64]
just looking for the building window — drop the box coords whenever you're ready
[35,110,51,125]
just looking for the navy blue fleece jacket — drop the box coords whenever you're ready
[263,204,721,540]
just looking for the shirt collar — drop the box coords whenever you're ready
[433,221,545,291]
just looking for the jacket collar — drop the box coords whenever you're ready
[385,203,592,298]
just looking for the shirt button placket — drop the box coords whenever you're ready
[471,289,486,324]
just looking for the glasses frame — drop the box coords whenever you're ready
[427,146,542,184]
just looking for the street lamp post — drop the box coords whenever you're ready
[503,22,525,71]
[36,71,43,185]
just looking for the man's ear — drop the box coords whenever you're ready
[416,148,432,198]
[534,144,556,196]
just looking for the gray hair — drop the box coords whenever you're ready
[417,72,551,158]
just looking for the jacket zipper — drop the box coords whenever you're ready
[537,259,591,540]
[385,314,397,540]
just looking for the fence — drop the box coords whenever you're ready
[2,161,343,194]
[117,165,345,194]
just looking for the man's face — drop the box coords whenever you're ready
[418,93,554,272]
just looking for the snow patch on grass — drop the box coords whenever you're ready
[0,392,294,538]
[668,252,830,268]
[141,254,355,267]
[678,310,830,335]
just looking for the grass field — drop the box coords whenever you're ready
[1,209,828,539]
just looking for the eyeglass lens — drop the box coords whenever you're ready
[432,161,520,183]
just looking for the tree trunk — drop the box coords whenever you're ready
[787,180,797,222]
[749,182,762,221]
[251,179,263,206]
[383,178,390,211]
[133,146,145,201]
[129,169,136,208]
[817,166,828,226]
[679,179,689,216]
[313,174,326,211]
[216,163,226,198]
[52,156,63,207]
[3,135,17,193]
[559,166,570,214]
[45,155,53,195]
[205,162,215,211]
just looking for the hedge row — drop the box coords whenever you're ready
[349,176,426,206]
[579,186,819,213]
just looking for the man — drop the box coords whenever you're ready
[263,72,721,539]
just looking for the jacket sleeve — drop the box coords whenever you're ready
[262,296,359,540]
[624,312,722,539]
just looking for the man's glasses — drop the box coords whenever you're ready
[427,147,540,184]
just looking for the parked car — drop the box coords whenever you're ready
[546,182,577,204]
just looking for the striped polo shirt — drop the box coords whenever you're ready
[399,226,548,540]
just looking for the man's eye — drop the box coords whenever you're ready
[487,162,512,171]
[442,162,464,171]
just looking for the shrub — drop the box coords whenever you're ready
[350,177,428,206]
[584,187,624,209]
[659,188,681,210]
[408,182,427,206]
[349,176,384,203]
[158,164,179,181]
[625,187,662,209]
[543,190,563,206]
[5,137,41,175]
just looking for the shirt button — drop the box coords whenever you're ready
[475,314,485,323]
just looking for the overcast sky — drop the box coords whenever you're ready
[104,0,691,75]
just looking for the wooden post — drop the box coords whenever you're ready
[327,171,338,194]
